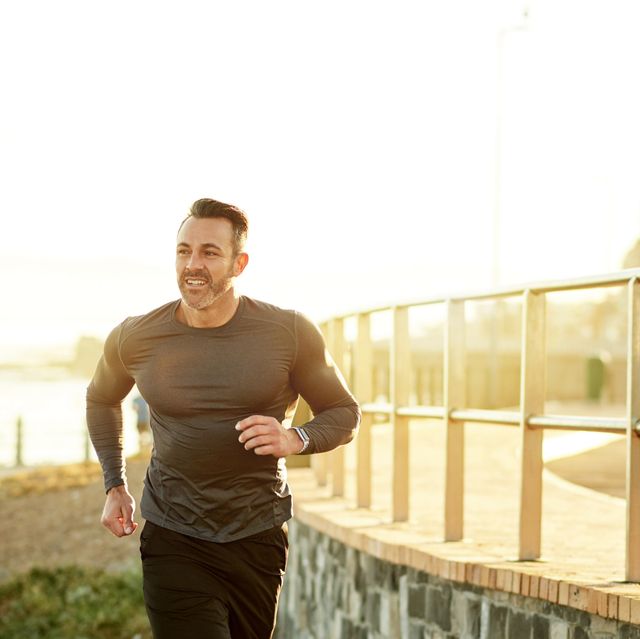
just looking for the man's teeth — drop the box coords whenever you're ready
[186,279,207,286]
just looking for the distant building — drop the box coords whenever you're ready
[623,239,640,269]
[71,336,103,377]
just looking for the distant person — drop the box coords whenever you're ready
[86,198,360,639]
[132,394,152,452]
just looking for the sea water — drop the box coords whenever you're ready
[0,368,140,469]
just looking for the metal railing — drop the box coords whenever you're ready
[314,268,640,581]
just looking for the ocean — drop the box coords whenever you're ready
[0,368,140,469]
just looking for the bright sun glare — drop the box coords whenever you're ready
[1,0,639,358]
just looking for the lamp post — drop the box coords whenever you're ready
[489,7,529,408]
[492,8,529,288]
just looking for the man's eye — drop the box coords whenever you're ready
[177,249,190,256]
[205,251,219,257]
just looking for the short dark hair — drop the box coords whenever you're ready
[179,198,249,255]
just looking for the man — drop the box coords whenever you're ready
[86,198,360,639]
[132,393,152,452]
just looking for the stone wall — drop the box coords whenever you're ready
[276,520,640,639]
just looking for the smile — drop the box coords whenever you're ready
[185,278,208,287]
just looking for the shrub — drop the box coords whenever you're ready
[0,565,151,639]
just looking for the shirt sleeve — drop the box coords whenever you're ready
[86,322,135,492]
[290,312,361,454]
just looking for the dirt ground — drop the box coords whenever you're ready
[0,458,150,583]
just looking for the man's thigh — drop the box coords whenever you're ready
[140,521,288,639]
[141,524,231,639]
[224,524,289,639]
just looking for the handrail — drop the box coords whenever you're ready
[325,267,640,322]
[362,404,636,433]
[314,269,640,581]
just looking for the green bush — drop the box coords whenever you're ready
[0,566,151,639]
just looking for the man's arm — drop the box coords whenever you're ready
[86,322,138,536]
[287,312,361,454]
[236,312,360,457]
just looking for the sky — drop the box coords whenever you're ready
[1,0,640,359]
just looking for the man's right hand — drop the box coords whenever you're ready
[101,484,138,537]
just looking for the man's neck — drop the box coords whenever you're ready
[177,289,241,328]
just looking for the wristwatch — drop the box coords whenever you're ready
[293,426,310,453]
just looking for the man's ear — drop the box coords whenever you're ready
[234,252,249,276]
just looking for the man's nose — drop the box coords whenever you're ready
[186,252,204,270]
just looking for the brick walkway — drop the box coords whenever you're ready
[288,408,640,624]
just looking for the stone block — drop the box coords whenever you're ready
[332,610,345,639]
[532,614,549,639]
[409,584,427,619]
[380,591,401,638]
[507,610,532,639]
[355,557,368,596]
[409,621,426,639]
[590,615,617,636]
[390,564,404,591]
[331,538,347,565]
[346,546,357,571]
[572,626,589,639]
[549,619,570,639]
[487,605,508,639]
[449,590,466,636]
[550,604,590,627]
[479,599,490,638]
[349,586,363,621]
[464,597,482,639]
[367,591,382,633]
[360,552,374,578]
[619,623,640,639]
[352,622,371,639]
[373,558,388,587]
[399,575,409,639]
[426,584,452,631]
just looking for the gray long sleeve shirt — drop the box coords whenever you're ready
[86,296,360,542]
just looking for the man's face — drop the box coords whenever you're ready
[176,217,245,310]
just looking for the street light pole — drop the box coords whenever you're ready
[493,9,529,288]
[489,7,529,408]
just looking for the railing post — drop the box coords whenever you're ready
[330,317,346,497]
[84,421,92,463]
[444,300,466,541]
[519,290,546,560]
[391,306,411,522]
[626,277,640,580]
[15,416,24,467]
[356,313,373,508]
[313,321,330,487]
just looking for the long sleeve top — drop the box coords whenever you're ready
[86,296,360,542]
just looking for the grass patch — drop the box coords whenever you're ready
[0,565,151,639]
[0,452,150,499]
[0,463,103,499]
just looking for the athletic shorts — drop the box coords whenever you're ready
[140,520,289,639]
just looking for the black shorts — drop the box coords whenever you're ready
[140,520,289,639]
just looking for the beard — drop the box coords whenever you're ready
[178,267,234,310]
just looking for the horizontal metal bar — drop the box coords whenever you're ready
[397,406,445,419]
[362,402,640,435]
[325,268,640,322]
[361,402,394,415]
[528,414,628,434]
[450,408,520,425]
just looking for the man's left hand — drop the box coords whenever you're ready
[235,416,303,457]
